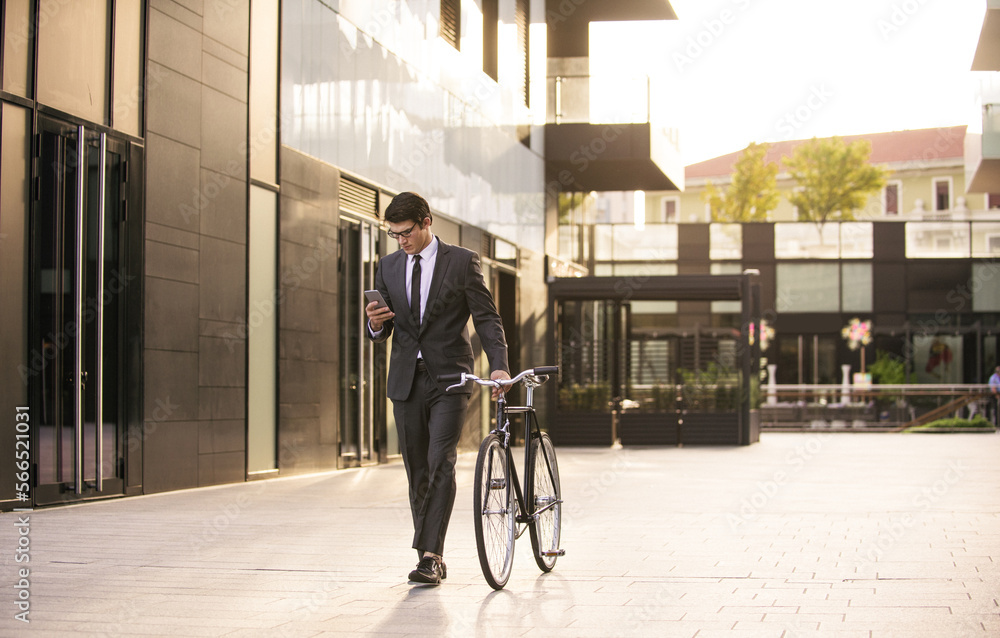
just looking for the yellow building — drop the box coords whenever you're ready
[655,126,994,225]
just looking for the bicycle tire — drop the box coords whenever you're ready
[473,434,515,589]
[527,432,561,572]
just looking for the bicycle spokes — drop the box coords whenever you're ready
[474,435,515,589]
[468,366,563,588]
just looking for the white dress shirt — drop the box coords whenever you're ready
[369,235,438,349]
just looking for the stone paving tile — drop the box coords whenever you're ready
[1,433,999,636]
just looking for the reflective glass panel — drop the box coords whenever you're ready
[710,223,742,260]
[840,223,873,258]
[776,263,839,312]
[840,262,872,312]
[247,187,277,472]
[37,0,109,123]
[112,0,143,136]
[775,223,840,259]
[972,222,1000,258]
[973,263,1000,312]
[2,0,33,96]
[905,222,971,258]
[612,224,678,261]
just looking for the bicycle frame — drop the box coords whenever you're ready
[491,383,559,529]
[449,366,563,587]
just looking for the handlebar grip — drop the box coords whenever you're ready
[532,366,559,376]
[437,373,464,383]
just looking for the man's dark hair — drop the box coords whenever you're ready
[385,191,432,225]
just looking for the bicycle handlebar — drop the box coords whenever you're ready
[437,366,559,392]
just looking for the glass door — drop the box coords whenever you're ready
[31,117,127,505]
[338,216,382,467]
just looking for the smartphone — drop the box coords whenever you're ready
[364,289,389,310]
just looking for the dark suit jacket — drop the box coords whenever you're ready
[370,238,509,401]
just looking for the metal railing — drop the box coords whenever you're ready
[761,384,997,430]
[548,74,652,125]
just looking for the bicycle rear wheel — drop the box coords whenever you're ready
[528,432,562,572]
[473,434,515,589]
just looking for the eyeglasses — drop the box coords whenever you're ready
[387,221,419,240]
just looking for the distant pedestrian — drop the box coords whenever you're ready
[990,366,1000,428]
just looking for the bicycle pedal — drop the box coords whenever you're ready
[489,478,507,490]
[540,549,565,557]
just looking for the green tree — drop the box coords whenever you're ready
[784,137,889,230]
[702,142,779,222]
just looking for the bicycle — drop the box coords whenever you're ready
[438,366,564,590]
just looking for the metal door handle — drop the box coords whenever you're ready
[74,126,85,495]
[95,133,106,492]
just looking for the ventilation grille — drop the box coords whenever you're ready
[481,231,495,261]
[515,0,529,107]
[440,0,460,50]
[339,177,378,219]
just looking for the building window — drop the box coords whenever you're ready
[711,262,742,314]
[776,263,839,312]
[594,224,678,262]
[973,263,1000,311]
[709,223,742,260]
[884,181,901,216]
[557,192,593,266]
[905,222,971,258]
[774,261,874,313]
[440,0,460,50]
[840,262,872,312]
[483,0,498,80]
[988,193,1000,209]
[933,178,952,211]
[659,197,678,223]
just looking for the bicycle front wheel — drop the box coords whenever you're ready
[473,434,515,589]
[528,432,562,572]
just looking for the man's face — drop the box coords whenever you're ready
[388,217,432,255]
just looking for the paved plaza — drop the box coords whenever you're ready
[1,432,999,637]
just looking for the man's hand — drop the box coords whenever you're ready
[490,370,511,400]
[365,300,394,332]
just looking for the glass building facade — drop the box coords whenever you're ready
[0,0,564,508]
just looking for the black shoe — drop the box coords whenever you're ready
[408,556,443,584]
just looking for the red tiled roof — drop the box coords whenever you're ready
[685,126,967,179]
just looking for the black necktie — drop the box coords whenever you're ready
[410,255,421,325]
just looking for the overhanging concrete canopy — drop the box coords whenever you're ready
[545,122,683,192]
[548,274,750,301]
[972,0,1000,71]
[547,0,678,57]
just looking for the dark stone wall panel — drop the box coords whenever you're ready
[144,0,251,494]
[146,63,202,149]
[199,237,247,322]
[277,148,341,474]
[145,133,201,232]
[145,277,199,352]
[148,8,203,80]
[143,421,200,493]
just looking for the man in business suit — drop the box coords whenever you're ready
[366,191,510,585]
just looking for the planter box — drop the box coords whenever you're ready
[620,412,679,446]
[549,412,613,446]
[680,413,740,445]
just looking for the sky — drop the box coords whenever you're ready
[589,0,988,165]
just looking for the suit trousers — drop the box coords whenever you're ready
[393,362,470,555]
